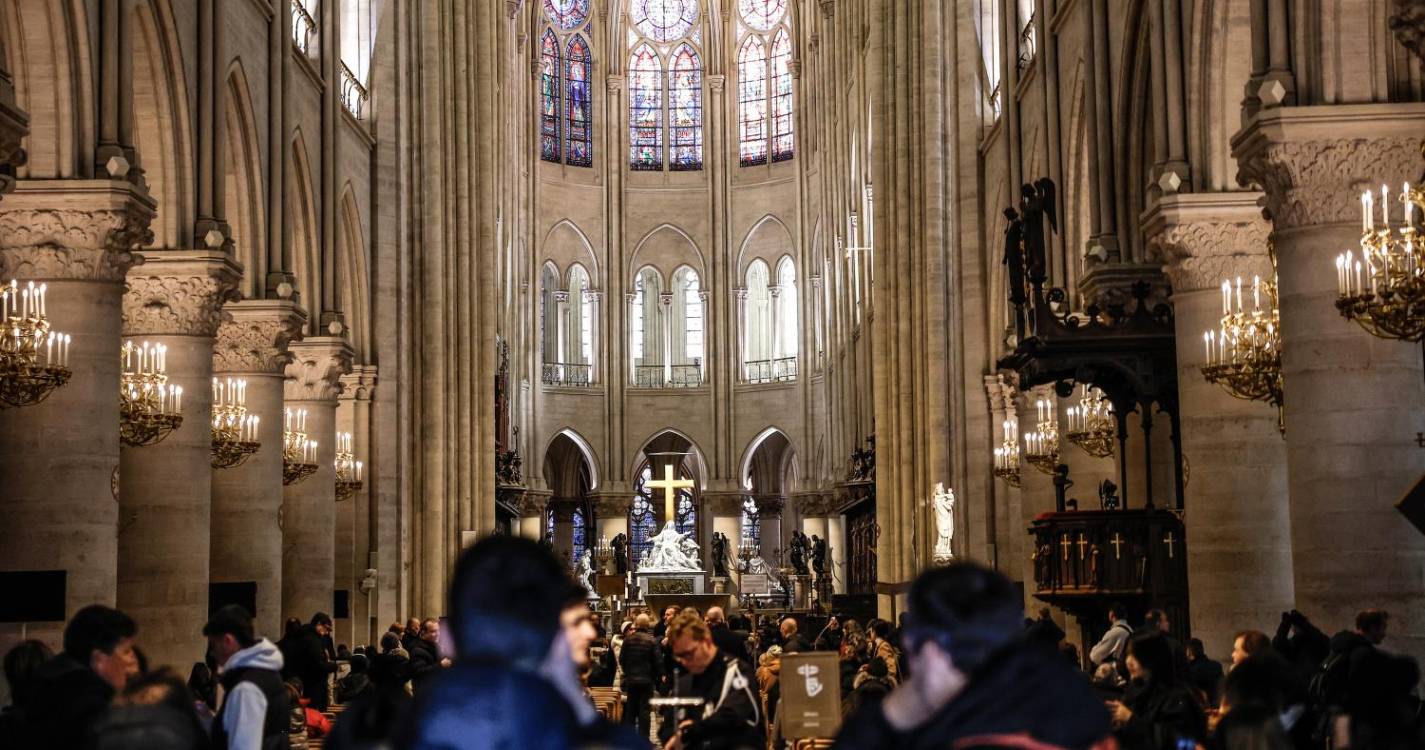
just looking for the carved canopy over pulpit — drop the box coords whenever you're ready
[1030,509,1189,643]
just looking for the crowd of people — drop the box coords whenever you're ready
[2,537,1421,750]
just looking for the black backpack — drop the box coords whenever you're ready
[1308,648,1354,709]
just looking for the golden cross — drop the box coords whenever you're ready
[1076,534,1088,560]
[646,463,695,523]
[1059,534,1072,561]
[1110,532,1124,560]
[1162,531,1177,559]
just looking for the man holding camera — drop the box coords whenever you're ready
[660,609,763,750]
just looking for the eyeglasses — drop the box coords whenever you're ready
[673,646,700,661]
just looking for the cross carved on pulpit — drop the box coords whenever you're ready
[1162,531,1178,559]
[1076,534,1088,560]
[1110,532,1124,560]
[646,463,695,523]
[1059,534,1072,561]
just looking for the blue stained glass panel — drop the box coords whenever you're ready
[675,492,696,537]
[572,509,587,561]
[540,30,561,163]
[738,0,786,31]
[629,494,656,570]
[632,0,699,42]
[565,36,593,167]
[544,0,590,30]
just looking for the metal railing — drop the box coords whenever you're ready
[291,0,317,57]
[1017,14,1038,71]
[340,61,369,120]
[744,357,797,384]
[542,362,592,387]
[630,361,704,389]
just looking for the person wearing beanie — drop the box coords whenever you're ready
[834,561,1111,750]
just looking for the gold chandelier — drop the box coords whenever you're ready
[1202,259,1284,429]
[211,377,260,469]
[0,280,72,408]
[334,430,363,501]
[992,416,1021,487]
[1064,384,1115,458]
[1335,183,1425,341]
[120,340,183,447]
[282,408,318,485]
[1022,396,1060,475]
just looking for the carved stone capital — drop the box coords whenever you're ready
[340,364,378,402]
[984,373,1011,414]
[553,290,570,303]
[706,75,725,92]
[0,179,156,281]
[1143,192,1274,293]
[1232,104,1425,231]
[1390,0,1425,60]
[797,494,832,517]
[590,493,628,517]
[505,0,522,19]
[518,491,551,517]
[213,298,308,374]
[122,250,242,337]
[755,496,785,516]
[819,0,835,18]
[606,75,624,93]
[285,336,355,402]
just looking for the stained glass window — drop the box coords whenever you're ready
[565,36,593,167]
[632,0,699,42]
[572,508,587,561]
[740,496,760,547]
[629,45,663,170]
[675,492,696,537]
[738,0,785,31]
[540,30,561,163]
[544,0,590,30]
[738,36,768,166]
[630,467,657,570]
[770,29,794,161]
[682,269,702,361]
[668,45,703,170]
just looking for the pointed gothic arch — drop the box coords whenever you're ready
[288,129,320,321]
[132,0,194,248]
[4,0,94,179]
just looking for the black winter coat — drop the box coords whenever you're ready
[1116,679,1206,750]
[16,654,115,750]
[618,629,664,688]
[283,626,337,710]
[710,624,751,664]
[405,638,441,691]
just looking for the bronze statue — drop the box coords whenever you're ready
[611,532,628,575]
[810,535,828,580]
[1099,479,1120,511]
[711,532,731,578]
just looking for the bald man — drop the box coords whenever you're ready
[703,607,750,663]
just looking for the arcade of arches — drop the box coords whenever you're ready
[0,0,1424,695]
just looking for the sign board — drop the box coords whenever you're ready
[779,652,842,739]
[740,573,770,596]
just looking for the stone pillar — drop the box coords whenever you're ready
[210,299,306,640]
[985,375,1026,584]
[518,491,552,540]
[1146,192,1294,659]
[1015,385,1058,613]
[756,497,786,567]
[591,493,628,547]
[0,180,154,661]
[118,249,242,670]
[336,365,376,648]
[282,337,353,623]
[704,492,744,581]
[1234,104,1425,660]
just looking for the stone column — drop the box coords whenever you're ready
[756,497,785,567]
[1234,104,1425,660]
[282,337,353,622]
[518,491,552,540]
[0,180,154,660]
[985,375,1026,583]
[210,299,306,640]
[336,365,376,648]
[1146,192,1294,660]
[590,493,628,547]
[118,249,242,670]
[705,492,744,582]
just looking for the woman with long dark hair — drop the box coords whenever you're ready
[1109,631,1207,750]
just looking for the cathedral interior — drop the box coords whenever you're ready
[0,0,1424,698]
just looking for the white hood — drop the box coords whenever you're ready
[222,637,284,673]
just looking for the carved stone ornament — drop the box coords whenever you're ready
[1390,0,1425,60]
[214,299,308,374]
[1233,108,1425,231]
[284,336,355,402]
[1143,193,1274,293]
[122,251,243,337]
[0,180,156,281]
[340,364,379,402]
[755,496,785,516]
[702,492,746,517]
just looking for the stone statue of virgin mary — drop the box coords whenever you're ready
[933,483,956,563]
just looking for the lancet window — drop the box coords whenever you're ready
[628,0,704,171]
[737,0,794,166]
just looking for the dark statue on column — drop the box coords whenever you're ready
[611,532,628,575]
[789,531,810,576]
[711,532,731,578]
[1099,479,1120,511]
[1004,178,1058,341]
[810,535,827,579]
[1002,207,1027,339]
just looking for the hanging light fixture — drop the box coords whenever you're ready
[282,407,318,485]
[992,416,1022,487]
[0,280,72,408]
[1335,183,1425,341]
[120,340,183,447]
[211,377,260,469]
[1064,384,1116,458]
[1202,248,1284,430]
[334,430,363,501]
[1022,397,1060,475]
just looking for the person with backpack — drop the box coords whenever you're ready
[1309,610,1394,745]
[1089,604,1134,677]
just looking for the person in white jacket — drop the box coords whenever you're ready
[204,605,290,750]
[1089,603,1134,668]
